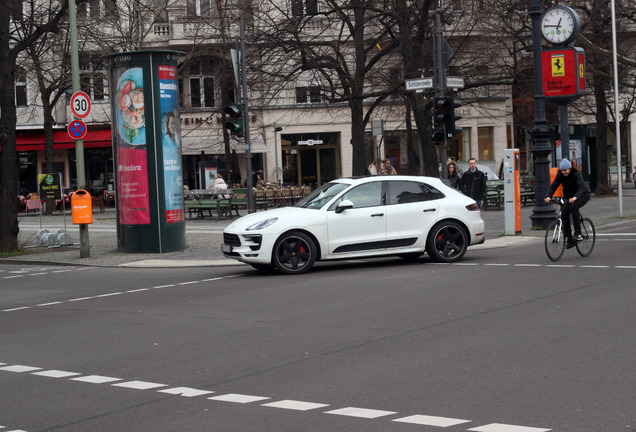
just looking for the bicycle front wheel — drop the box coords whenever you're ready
[545,219,565,262]
[576,218,596,257]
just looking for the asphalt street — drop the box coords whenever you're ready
[1,221,635,431]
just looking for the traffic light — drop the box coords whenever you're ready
[444,98,463,138]
[224,104,244,137]
[431,98,446,145]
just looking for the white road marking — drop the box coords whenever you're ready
[392,414,471,427]
[325,407,397,418]
[126,288,150,293]
[1,307,30,312]
[153,284,175,289]
[95,292,123,297]
[31,370,81,378]
[208,393,271,404]
[468,423,551,432]
[71,375,122,384]
[261,400,329,411]
[580,265,609,268]
[0,365,41,373]
[484,263,510,266]
[178,281,199,285]
[67,297,93,302]
[36,302,63,306]
[3,276,23,279]
[545,264,575,268]
[615,265,636,269]
[514,264,542,267]
[158,387,214,398]
[111,380,167,390]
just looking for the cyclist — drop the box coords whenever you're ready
[544,158,591,248]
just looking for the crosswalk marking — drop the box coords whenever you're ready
[0,365,41,373]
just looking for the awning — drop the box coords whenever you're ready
[180,133,268,155]
[13,128,112,151]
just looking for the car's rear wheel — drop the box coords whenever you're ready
[426,221,468,263]
[272,231,317,274]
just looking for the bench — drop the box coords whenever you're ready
[231,188,268,215]
[184,190,234,220]
[520,175,535,206]
[482,180,503,210]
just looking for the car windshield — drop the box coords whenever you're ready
[295,182,349,209]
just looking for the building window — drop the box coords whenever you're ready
[296,86,321,104]
[292,0,318,16]
[15,69,27,107]
[478,126,494,161]
[80,57,108,101]
[187,58,215,108]
[187,0,211,16]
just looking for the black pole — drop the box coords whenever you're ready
[528,0,556,229]
[434,9,448,179]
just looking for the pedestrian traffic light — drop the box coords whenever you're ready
[431,98,447,145]
[224,104,244,137]
[445,98,463,138]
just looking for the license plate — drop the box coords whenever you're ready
[221,244,233,253]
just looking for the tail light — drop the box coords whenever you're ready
[466,203,480,211]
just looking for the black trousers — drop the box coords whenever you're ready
[561,194,590,238]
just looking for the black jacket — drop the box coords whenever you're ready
[460,169,487,201]
[547,169,591,200]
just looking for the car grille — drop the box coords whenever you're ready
[223,233,241,247]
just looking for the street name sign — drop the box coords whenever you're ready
[446,77,465,89]
[405,78,433,91]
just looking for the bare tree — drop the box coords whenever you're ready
[0,0,69,252]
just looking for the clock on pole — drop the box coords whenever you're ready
[540,5,581,46]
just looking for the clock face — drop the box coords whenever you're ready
[541,6,579,45]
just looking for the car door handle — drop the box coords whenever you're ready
[371,213,384,217]
[423,208,436,212]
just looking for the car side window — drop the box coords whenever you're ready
[334,182,383,209]
[387,181,445,204]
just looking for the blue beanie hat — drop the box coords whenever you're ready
[560,159,572,170]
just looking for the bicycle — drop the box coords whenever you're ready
[544,197,596,262]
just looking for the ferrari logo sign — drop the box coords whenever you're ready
[551,54,565,77]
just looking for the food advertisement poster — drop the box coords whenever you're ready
[113,66,150,224]
[158,64,184,223]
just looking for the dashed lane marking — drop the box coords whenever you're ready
[325,407,397,418]
[0,361,554,432]
[112,380,168,390]
[70,375,122,384]
[393,414,471,427]
[468,423,551,432]
[209,393,271,403]
[1,274,246,313]
[261,400,330,411]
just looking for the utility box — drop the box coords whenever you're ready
[550,167,563,197]
[503,149,521,235]
[71,190,93,224]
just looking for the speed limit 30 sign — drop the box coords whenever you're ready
[70,91,92,119]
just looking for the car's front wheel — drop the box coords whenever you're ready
[272,231,317,274]
[426,221,468,263]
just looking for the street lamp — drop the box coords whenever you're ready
[528,0,556,229]
[274,123,282,186]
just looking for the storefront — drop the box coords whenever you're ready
[279,132,340,187]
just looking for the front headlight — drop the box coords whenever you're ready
[246,217,278,231]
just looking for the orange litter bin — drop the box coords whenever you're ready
[71,189,93,224]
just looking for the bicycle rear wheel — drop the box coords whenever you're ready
[576,217,596,257]
[545,219,565,262]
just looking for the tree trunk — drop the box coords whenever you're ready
[0,52,20,252]
[350,96,367,176]
[592,72,610,195]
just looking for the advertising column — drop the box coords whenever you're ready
[109,50,185,253]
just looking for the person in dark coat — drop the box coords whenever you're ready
[446,160,460,189]
[459,158,487,208]
[544,158,591,246]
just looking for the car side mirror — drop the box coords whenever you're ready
[335,200,354,214]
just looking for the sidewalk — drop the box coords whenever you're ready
[3,187,635,268]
